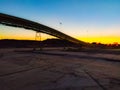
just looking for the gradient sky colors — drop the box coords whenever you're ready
[0,0,120,44]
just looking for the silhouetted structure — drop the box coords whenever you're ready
[0,13,85,46]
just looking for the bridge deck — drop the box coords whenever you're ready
[0,13,85,45]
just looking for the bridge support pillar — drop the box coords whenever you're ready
[33,31,42,51]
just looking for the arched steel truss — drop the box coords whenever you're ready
[0,13,85,44]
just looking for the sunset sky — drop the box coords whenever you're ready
[0,0,120,44]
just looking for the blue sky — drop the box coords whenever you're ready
[0,0,120,43]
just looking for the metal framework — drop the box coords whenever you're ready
[0,13,85,45]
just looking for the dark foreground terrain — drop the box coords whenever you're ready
[0,48,120,90]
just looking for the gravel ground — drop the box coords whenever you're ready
[0,48,120,90]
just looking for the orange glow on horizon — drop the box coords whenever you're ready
[1,35,120,44]
[77,36,120,44]
[0,25,120,44]
[0,32,56,41]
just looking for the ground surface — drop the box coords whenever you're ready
[0,48,120,90]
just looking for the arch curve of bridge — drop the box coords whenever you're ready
[0,13,84,45]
